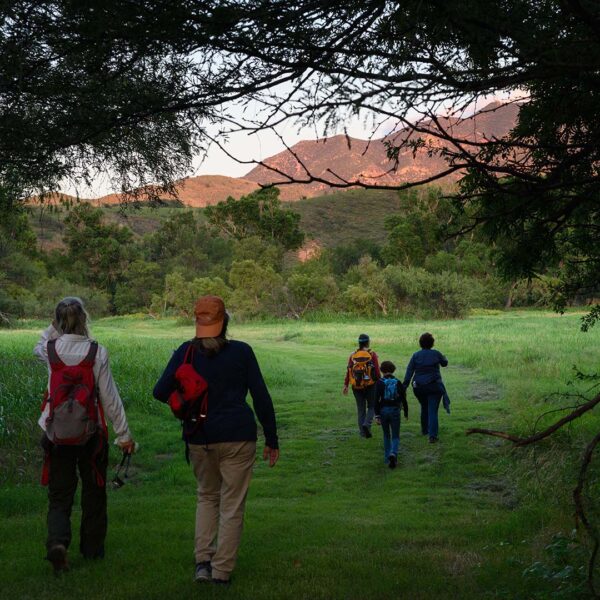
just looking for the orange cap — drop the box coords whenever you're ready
[194,295,226,338]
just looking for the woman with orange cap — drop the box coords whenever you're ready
[153,295,279,585]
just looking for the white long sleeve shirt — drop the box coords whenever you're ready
[34,324,132,445]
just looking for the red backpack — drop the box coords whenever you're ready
[43,339,100,445]
[168,344,209,437]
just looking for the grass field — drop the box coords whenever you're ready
[1,311,599,599]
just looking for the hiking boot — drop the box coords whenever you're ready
[362,425,372,438]
[388,454,397,469]
[47,544,69,574]
[429,436,438,443]
[212,577,231,585]
[195,561,212,583]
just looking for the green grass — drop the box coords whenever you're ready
[292,189,402,247]
[1,311,599,599]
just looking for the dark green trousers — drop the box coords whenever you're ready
[44,435,108,558]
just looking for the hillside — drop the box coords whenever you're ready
[29,189,403,252]
[62,101,518,207]
[95,175,259,207]
[292,189,404,248]
[244,101,519,200]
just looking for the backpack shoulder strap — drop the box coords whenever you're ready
[80,341,99,367]
[47,339,65,368]
[183,343,195,364]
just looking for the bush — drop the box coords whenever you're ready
[384,266,470,318]
[286,272,338,317]
[34,279,111,318]
[510,276,558,308]
[152,272,232,317]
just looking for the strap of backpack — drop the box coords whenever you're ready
[81,341,99,367]
[47,339,65,368]
[183,343,194,364]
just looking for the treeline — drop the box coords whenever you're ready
[1,187,560,324]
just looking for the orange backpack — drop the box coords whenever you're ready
[348,349,375,389]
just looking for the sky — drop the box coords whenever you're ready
[63,91,522,199]
[65,114,379,198]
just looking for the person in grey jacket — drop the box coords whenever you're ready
[403,332,448,443]
[34,297,135,573]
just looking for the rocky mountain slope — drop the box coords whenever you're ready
[90,101,519,206]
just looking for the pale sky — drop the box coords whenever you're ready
[63,91,521,199]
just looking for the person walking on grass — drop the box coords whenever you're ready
[34,297,135,574]
[374,361,408,469]
[343,333,381,438]
[153,295,279,586]
[403,332,449,444]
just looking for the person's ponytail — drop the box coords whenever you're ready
[191,314,229,357]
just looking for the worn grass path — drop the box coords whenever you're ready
[1,312,598,599]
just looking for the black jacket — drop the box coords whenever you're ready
[375,375,408,419]
[153,340,278,449]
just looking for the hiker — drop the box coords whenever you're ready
[342,333,381,438]
[374,361,408,469]
[153,295,279,586]
[34,297,135,573]
[402,332,448,443]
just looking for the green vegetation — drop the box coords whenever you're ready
[293,189,403,247]
[3,186,574,326]
[1,311,599,598]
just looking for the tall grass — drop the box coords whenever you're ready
[0,310,598,598]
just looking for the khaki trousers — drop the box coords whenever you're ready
[188,441,256,581]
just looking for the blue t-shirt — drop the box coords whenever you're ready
[402,349,448,388]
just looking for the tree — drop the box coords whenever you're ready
[228,259,283,318]
[0,1,299,208]
[152,272,231,317]
[198,0,600,323]
[344,256,395,316]
[63,203,135,299]
[113,261,163,315]
[205,188,304,251]
[285,258,338,318]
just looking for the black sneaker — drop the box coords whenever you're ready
[388,454,397,469]
[362,425,372,438]
[195,561,212,583]
[212,577,231,585]
[47,544,69,575]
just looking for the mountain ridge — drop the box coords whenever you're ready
[83,101,520,206]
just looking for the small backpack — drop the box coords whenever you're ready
[349,349,375,389]
[44,339,99,445]
[168,344,209,439]
[383,377,399,402]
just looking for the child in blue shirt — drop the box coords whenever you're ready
[375,361,408,469]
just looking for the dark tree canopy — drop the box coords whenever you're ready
[196,0,600,316]
[0,1,297,207]
[3,1,600,317]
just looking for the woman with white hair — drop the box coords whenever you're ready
[34,297,135,573]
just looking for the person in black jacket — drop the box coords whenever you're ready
[153,295,279,585]
[403,332,448,443]
[374,361,408,469]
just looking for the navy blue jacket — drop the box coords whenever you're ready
[402,349,448,388]
[153,340,278,449]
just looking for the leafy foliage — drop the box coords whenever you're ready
[205,188,304,251]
